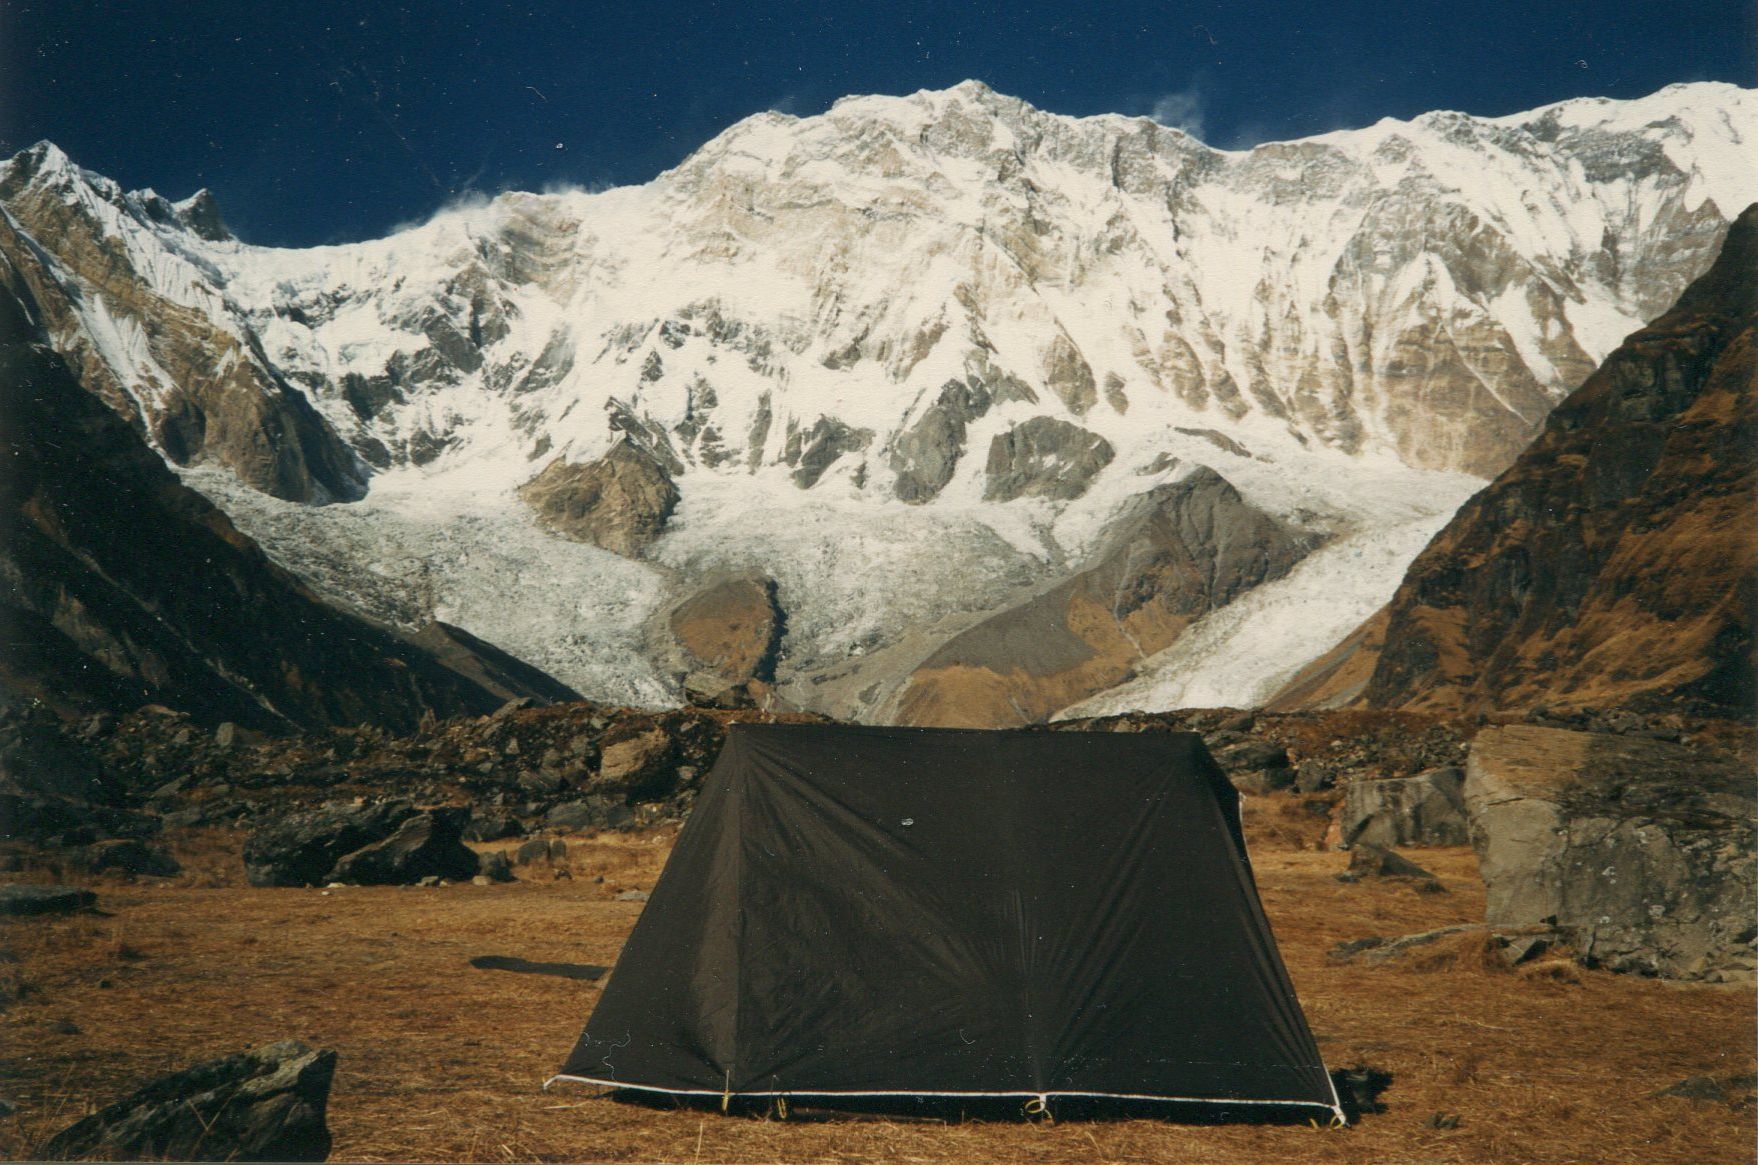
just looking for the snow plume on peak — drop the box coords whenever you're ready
[3,81,1753,719]
[1148,84,1208,140]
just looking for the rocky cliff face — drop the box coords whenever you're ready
[0,257,576,732]
[892,467,1313,726]
[1310,203,1757,717]
[517,441,681,557]
[2,83,1750,717]
[0,148,366,503]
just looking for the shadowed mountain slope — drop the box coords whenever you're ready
[0,251,577,732]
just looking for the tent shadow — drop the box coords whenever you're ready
[605,1087,1376,1127]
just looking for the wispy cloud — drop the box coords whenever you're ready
[1149,84,1207,141]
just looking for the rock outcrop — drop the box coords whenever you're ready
[0,706,161,846]
[1339,767,1471,849]
[241,801,478,887]
[242,801,424,887]
[0,151,365,503]
[666,574,786,692]
[982,417,1115,501]
[1215,740,1296,795]
[894,468,1313,726]
[0,259,576,733]
[1340,204,1758,717]
[889,379,994,503]
[37,1039,336,1162]
[323,806,478,886]
[518,441,680,557]
[1464,725,1755,981]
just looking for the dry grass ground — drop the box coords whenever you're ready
[1,810,1753,1164]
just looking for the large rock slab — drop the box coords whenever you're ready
[38,1039,336,1162]
[242,801,417,887]
[1340,767,1470,848]
[1464,725,1755,982]
[324,807,477,886]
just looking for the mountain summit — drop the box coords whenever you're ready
[3,82,1752,721]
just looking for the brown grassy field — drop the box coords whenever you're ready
[2,804,1753,1164]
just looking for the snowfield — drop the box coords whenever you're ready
[10,79,1752,717]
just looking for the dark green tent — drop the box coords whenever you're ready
[556,723,1341,1121]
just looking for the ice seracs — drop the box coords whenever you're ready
[2,81,1751,721]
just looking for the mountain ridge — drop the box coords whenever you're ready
[0,243,579,731]
[1270,202,1757,717]
[3,81,1751,721]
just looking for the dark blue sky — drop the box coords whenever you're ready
[3,1,1750,246]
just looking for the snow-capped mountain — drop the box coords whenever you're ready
[2,81,1751,723]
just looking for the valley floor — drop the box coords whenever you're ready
[2,820,1753,1164]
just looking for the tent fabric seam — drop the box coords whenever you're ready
[544,1073,1346,1118]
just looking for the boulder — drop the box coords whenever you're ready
[1464,725,1755,981]
[78,839,182,878]
[1344,842,1439,882]
[37,1039,335,1162]
[593,727,675,797]
[1330,924,1481,965]
[1216,741,1291,772]
[1217,741,1294,795]
[544,801,597,832]
[1339,767,1469,849]
[518,769,568,797]
[1230,767,1296,796]
[462,813,523,843]
[325,808,478,886]
[0,883,95,916]
[514,838,552,866]
[243,802,417,887]
[480,851,515,883]
[1293,763,1335,793]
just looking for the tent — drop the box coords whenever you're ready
[555,723,1343,1121]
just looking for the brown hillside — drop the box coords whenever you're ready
[1275,203,1757,717]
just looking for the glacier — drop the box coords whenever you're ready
[1,79,1751,720]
